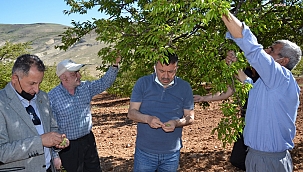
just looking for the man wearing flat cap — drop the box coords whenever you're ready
[48,57,121,172]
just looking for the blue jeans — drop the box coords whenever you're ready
[133,147,180,172]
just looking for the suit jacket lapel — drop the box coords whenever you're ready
[5,83,39,134]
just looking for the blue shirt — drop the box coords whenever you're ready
[48,67,118,140]
[130,73,194,154]
[226,23,300,152]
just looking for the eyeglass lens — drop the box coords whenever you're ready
[26,105,41,125]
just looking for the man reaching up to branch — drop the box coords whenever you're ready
[222,11,302,172]
[48,56,121,172]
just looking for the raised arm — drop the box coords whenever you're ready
[222,12,243,38]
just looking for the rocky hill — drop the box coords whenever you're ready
[0,23,107,76]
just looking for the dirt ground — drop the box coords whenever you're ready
[90,78,303,172]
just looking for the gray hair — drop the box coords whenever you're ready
[275,40,302,70]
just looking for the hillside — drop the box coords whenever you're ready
[0,23,108,76]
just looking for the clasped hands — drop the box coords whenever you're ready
[147,116,177,132]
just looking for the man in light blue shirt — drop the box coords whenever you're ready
[222,12,302,172]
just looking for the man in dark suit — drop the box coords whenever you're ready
[0,54,69,172]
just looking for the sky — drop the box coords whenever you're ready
[0,0,108,26]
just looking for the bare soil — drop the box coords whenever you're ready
[90,78,303,172]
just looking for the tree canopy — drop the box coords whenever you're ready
[58,0,303,145]
[0,41,31,61]
[0,42,32,88]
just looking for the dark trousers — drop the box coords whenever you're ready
[59,131,102,172]
[230,133,247,171]
[46,166,52,172]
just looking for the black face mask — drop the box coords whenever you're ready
[16,76,35,101]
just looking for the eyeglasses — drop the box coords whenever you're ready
[26,105,41,125]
